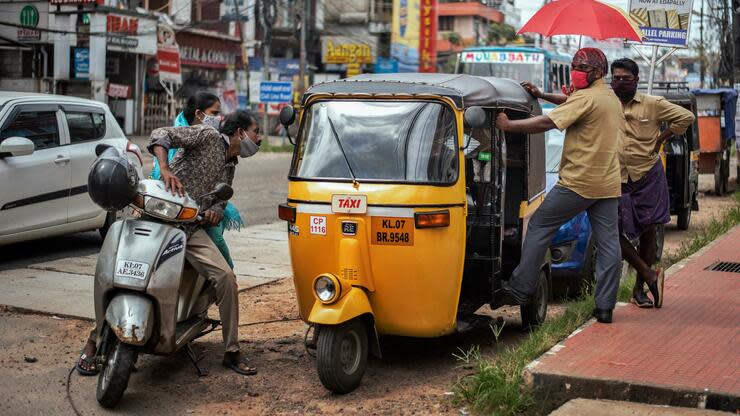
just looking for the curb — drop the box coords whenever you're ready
[523,225,740,412]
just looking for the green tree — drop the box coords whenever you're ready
[488,22,517,46]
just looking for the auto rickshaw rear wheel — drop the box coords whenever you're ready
[520,269,549,330]
[316,318,368,394]
[677,199,692,230]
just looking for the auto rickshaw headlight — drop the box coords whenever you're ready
[313,274,341,304]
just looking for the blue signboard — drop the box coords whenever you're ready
[259,81,293,103]
[374,57,399,74]
[73,47,89,79]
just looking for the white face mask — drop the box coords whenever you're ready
[202,114,221,129]
[240,133,260,158]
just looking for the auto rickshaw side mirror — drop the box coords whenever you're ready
[279,106,296,127]
[464,106,487,129]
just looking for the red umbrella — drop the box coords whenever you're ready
[518,0,644,42]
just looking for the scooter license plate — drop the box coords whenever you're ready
[115,260,150,280]
[371,217,414,246]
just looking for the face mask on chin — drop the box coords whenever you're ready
[240,134,260,158]
[610,79,638,102]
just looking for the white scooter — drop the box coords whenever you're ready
[90,150,233,407]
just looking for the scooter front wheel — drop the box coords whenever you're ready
[96,337,137,408]
[316,318,368,394]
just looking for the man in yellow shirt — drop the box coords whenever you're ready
[496,48,623,324]
[610,58,695,309]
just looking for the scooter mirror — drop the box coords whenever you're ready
[464,106,487,129]
[212,183,234,201]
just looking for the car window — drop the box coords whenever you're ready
[0,111,60,150]
[66,112,106,143]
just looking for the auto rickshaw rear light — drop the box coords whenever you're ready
[313,274,341,304]
[278,203,296,222]
[415,210,450,228]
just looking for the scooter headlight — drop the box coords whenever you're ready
[313,274,341,304]
[144,196,182,220]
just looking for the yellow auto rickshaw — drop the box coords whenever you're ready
[277,73,549,393]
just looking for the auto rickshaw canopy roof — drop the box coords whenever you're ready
[303,73,539,113]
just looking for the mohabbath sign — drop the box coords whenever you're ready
[628,0,694,47]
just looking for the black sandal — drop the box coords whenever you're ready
[76,352,98,376]
[223,352,257,376]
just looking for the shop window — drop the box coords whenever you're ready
[0,111,60,151]
[66,112,106,144]
[439,16,454,31]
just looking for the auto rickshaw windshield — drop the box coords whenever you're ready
[291,100,459,184]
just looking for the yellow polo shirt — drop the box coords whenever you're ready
[547,78,624,199]
[620,92,695,182]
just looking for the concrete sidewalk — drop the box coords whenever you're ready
[0,222,291,320]
[526,226,740,412]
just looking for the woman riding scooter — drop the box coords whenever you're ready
[77,109,261,376]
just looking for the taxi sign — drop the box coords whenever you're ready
[331,194,367,214]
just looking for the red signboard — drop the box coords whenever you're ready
[107,15,139,34]
[418,0,438,73]
[157,24,182,84]
[107,83,132,99]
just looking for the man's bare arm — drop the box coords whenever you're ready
[495,113,557,134]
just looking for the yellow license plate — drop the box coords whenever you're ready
[371,217,414,246]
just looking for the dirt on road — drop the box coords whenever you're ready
[0,277,547,416]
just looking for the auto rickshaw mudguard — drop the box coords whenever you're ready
[308,288,382,358]
[308,287,373,325]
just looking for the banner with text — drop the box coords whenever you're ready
[628,0,693,47]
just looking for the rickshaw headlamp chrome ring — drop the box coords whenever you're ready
[313,274,341,304]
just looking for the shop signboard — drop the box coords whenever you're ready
[107,83,132,99]
[106,13,157,55]
[0,2,48,43]
[321,36,377,65]
[50,0,99,4]
[259,81,293,103]
[628,0,694,47]
[374,57,399,73]
[391,0,419,72]
[73,47,90,79]
[156,24,182,84]
[417,0,437,72]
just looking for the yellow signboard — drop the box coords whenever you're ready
[391,0,420,71]
[322,36,376,64]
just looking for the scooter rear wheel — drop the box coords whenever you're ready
[96,337,137,408]
[316,318,368,394]
[520,269,549,330]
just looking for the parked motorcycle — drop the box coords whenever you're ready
[87,145,233,408]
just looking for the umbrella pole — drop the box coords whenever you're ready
[578,35,582,49]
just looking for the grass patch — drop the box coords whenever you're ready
[260,141,294,153]
[454,191,740,415]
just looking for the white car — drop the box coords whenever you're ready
[0,92,144,246]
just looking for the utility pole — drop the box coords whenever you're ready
[700,0,705,88]
[234,0,249,106]
[298,0,307,97]
[260,0,277,140]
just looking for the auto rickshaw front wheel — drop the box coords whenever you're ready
[520,269,549,330]
[316,318,368,394]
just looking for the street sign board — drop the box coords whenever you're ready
[73,47,89,79]
[156,24,182,84]
[260,81,293,103]
[628,0,693,48]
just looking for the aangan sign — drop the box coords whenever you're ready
[322,36,377,64]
